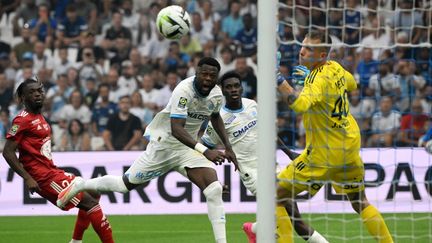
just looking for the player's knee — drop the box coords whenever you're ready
[203,181,223,203]
[79,193,99,210]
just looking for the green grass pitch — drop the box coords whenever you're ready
[0,213,430,242]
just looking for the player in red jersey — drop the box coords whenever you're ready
[2,78,114,243]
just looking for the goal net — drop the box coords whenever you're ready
[274,0,432,242]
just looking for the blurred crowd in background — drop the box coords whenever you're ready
[0,0,430,151]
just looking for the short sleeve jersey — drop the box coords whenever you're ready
[290,61,361,161]
[202,98,258,165]
[6,110,56,182]
[144,76,223,149]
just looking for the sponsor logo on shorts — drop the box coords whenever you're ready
[178,97,188,108]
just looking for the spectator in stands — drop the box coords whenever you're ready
[198,0,221,39]
[0,0,20,22]
[157,71,178,109]
[163,41,190,72]
[233,55,257,100]
[222,0,243,39]
[368,61,401,99]
[118,60,139,95]
[11,23,33,65]
[190,12,213,48]
[343,0,361,45]
[415,47,431,85]
[388,0,424,44]
[32,41,54,77]
[45,74,73,122]
[0,52,15,85]
[357,16,390,60]
[59,119,91,151]
[105,68,129,103]
[14,54,34,91]
[216,47,235,76]
[129,47,150,76]
[356,48,379,96]
[130,91,153,129]
[76,30,106,66]
[77,47,103,87]
[74,0,97,32]
[103,95,142,151]
[368,96,401,147]
[0,108,11,150]
[393,31,416,60]
[83,77,99,109]
[12,0,38,36]
[396,60,427,112]
[101,11,132,51]
[138,74,160,113]
[140,31,170,65]
[397,99,429,147]
[27,4,57,47]
[0,73,13,109]
[91,83,117,137]
[120,0,139,32]
[56,90,92,127]
[56,4,87,48]
[179,33,203,57]
[234,13,257,57]
[239,0,257,18]
[110,36,132,68]
[66,67,80,89]
[53,46,74,78]
[349,88,376,145]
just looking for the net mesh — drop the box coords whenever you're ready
[276,0,432,242]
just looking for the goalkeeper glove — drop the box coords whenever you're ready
[276,51,285,86]
[292,65,310,86]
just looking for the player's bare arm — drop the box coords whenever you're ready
[2,139,40,194]
[171,117,226,165]
[277,136,300,161]
[209,112,240,171]
[277,80,300,105]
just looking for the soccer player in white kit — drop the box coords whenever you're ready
[57,57,239,243]
[201,71,327,243]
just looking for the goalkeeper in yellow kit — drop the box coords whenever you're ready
[276,30,393,243]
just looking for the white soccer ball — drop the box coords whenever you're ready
[425,140,432,154]
[156,5,191,40]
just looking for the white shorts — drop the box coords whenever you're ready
[239,161,257,195]
[125,140,215,184]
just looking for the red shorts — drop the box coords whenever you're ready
[37,169,84,211]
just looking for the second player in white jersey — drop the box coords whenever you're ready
[200,70,259,195]
[202,97,258,194]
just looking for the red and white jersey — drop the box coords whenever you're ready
[6,110,56,182]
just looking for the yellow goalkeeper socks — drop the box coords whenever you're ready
[360,205,393,243]
[276,206,293,243]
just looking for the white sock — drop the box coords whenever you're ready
[308,230,329,243]
[83,175,129,193]
[203,181,226,243]
[252,222,258,233]
[69,240,82,243]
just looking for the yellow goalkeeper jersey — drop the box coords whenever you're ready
[290,60,361,165]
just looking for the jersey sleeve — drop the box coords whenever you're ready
[201,124,221,149]
[290,73,323,113]
[169,87,192,119]
[345,70,357,92]
[6,116,28,143]
[212,97,223,114]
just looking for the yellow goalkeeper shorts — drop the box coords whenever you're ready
[277,150,365,195]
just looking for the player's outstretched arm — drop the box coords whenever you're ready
[2,139,40,194]
[171,117,226,165]
[209,113,240,171]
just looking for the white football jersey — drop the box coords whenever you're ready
[144,76,223,149]
[202,98,258,168]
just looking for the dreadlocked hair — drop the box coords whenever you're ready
[16,78,39,104]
